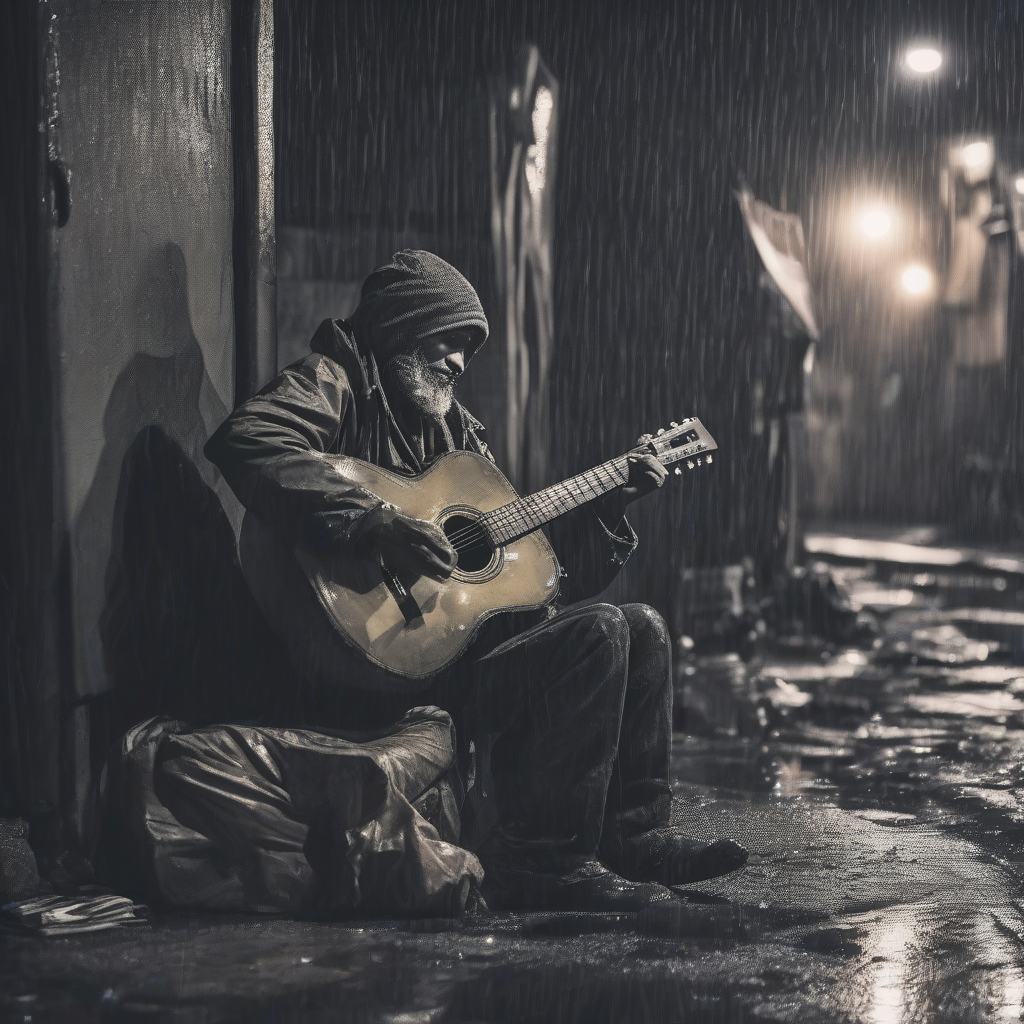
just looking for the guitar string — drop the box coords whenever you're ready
[449,471,592,546]
[380,444,696,557]
[444,452,641,550]
[496,459,615,541]
[445,434,701,545]
[483,467,597,542]
[470,455,632,546]
[381,441,699,554]
[500,443,697,542]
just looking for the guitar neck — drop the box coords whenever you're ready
[483,457,631,545]
[481,417,717,546]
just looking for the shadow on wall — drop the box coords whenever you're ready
[100,425,287,730]
[73,242,287,742]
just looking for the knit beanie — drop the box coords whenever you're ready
[348,250,489,366]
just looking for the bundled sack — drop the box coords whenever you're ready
[104,707,483,918]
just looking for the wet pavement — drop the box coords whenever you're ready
[5,529,1024,1023]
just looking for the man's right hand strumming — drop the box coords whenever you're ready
[371,510,457,579]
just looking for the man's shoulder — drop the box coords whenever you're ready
[309,318,371,394]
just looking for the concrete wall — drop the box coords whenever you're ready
[50,1,238,700]
[38,1,281,850]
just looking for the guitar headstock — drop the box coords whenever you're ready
[634,417,718,474]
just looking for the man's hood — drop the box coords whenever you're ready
[347,250,489,366]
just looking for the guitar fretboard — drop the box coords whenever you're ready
[483,456,631,545]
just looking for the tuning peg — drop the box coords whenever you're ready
[637,433,653,444]
[656,428,665,436]
[686,460,695,470]
[670,421,679,428]
[696,457,703,466]
[674,467,682,476]
[706,454,713,464]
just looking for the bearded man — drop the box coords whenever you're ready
[204,250,747,913]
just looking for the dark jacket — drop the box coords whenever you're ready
[205,319,636,615]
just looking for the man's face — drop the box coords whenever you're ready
[383,330,472,419]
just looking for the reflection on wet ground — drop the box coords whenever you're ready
[5,533,1024,1022]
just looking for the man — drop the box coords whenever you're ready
[206,250,747,912]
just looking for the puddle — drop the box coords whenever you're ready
[903,691,1024,718]
[851,810,918,826]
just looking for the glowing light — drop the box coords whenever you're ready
[901,264,933,295]
[961,141,992,169]
[905,47,942,74]
[1015,175,1024,195]
[859,207,892,239]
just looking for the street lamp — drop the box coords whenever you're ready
[905,47,942,74]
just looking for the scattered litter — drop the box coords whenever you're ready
[1,894,148,937]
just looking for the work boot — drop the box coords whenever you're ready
[480,846,678,913]
[602,827,748,887]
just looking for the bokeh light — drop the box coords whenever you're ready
[859,207,892,239]
[901,264,933,295]
[961,141,992,169]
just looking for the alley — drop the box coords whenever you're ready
[5,529,1024,1023]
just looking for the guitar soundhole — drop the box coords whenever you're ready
[442,513,494,574]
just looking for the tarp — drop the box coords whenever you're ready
[735,185,820,340]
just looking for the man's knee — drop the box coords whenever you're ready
[578,603,631,656]
[620,603,670,651]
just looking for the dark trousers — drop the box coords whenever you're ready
[293,601,673,861]
[453,602,673,859]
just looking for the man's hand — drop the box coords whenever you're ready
[598,453,668,527]
[374,511,457,579]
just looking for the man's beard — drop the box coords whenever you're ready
[383,348,456,420]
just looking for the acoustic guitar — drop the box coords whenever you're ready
[240,418,717,680]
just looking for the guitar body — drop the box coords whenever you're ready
[240,450,560,681]
[239,416,716,686]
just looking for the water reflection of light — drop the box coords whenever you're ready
[773,757,816,797]
[863,909,921,1024]
[860,905,1024,1023]
[996,963,1024,1022]
[525,86,553,196]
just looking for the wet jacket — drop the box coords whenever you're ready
[204,318,637,621]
